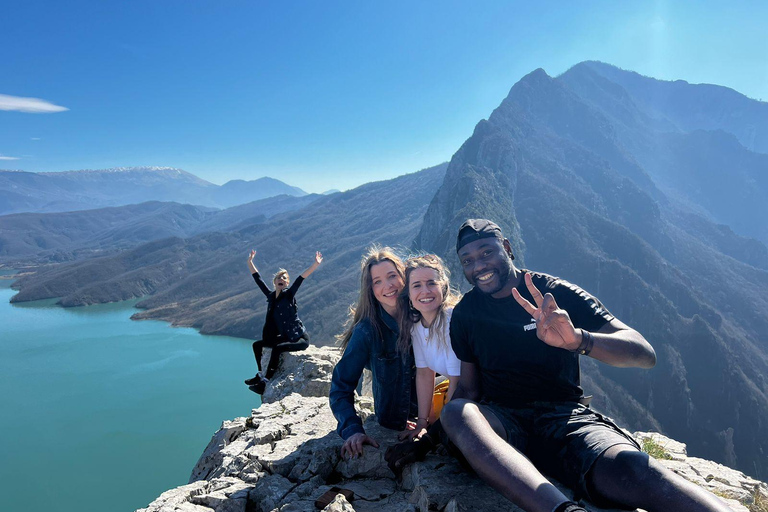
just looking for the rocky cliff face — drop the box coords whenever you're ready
[138,347,767,512]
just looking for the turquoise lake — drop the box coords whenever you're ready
[0,277,261,512]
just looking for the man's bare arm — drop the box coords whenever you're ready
[513,272,656,369]
[586,318,656,369]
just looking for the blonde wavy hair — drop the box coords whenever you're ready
[336,245,406,351]
[396,254,461,354]
[272,268,289,285]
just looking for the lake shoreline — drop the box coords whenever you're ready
[0,286,261,512]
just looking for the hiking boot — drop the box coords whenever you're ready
[244,374,263,386]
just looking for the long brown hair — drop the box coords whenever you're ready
[396,254,461,354]
[337,245,406,351]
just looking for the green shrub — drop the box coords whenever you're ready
[641,437,673,460]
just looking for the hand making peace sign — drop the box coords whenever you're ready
[511,273,582,351]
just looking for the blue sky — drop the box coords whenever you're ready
[2,1,766,193]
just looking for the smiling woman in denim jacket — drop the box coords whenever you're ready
[329,246,417,459]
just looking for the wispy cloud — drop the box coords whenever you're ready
[0,155,21,160]
[31,137,42,141]
[0,94,68,113]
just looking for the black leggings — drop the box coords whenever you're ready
[252,333,310,379]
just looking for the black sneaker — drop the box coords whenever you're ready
[244,374,263,386]
[249,381,266,395]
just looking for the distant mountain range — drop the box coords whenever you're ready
[0,195,320,263]
[0,167,307,215]
[4,62,768,479]
[8,164,448,327]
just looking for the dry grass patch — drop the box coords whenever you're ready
[749,488,768,512]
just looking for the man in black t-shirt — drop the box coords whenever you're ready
[450,270,615,408]
[438,220,731,512]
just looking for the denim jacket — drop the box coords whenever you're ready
[329,308,416,440]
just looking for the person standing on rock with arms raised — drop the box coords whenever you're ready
[329,246,417,459]
[244,249,322,394]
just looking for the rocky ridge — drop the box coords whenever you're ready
[138,347,767,512]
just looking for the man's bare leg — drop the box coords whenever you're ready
[441,399,573,512]
[589,446,733,512]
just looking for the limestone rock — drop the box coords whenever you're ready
[408,486,430,511]
[190,419,251,482]
[634,431,688,461]
[321,493,355,512]
[640,432,767,509]
[189,477,252,512]
[261,345,340,403]
[139,346,767,512]
[139,479,250,512]
[248,474,296,512]
[138,480,213,512]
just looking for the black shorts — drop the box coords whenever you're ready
[480,400,641,507]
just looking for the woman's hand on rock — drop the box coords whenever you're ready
[341,432,379,459]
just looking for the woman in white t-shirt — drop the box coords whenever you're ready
[396,254,462,441]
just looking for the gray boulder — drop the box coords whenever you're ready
[261,345,341,403]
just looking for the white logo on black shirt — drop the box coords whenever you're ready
[523,318,536,331]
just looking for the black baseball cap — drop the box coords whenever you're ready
[456,219,512,259]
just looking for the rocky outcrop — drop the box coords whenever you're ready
[260,346,340,404]
[138,347,767,512]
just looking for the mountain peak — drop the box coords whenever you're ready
[513,67,553,90]
[561,60,768,153]
[526,67,550,79]
[215,176,307,206]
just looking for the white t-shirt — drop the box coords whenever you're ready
[412,308,461,377]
